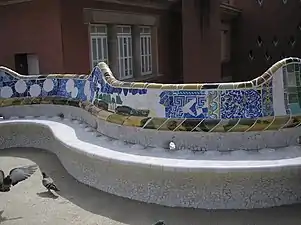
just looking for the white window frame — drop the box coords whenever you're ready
[90,24,108,68]
[140,26,152,76]
[117,25,133,79]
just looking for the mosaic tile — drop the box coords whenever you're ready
[207,91,219,119]
[262,79,274,117]
[220,90,262,119]
[159,90,210,119]
[0,58,300,132]
[56,79,71,98]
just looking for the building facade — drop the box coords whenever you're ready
[0,0,300,83]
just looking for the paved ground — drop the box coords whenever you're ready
[1,148,301,225]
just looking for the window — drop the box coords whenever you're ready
[140,26,152,75]
[117,26,133,79]
[90,24,108,68]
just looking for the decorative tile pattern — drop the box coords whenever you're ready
[283,62,301,115]
[159,90,214,119]
[94,67,147,97]
[262,79,274,116]
[207,91,220,119]
[0,57,300,132]
[220,90,262,119]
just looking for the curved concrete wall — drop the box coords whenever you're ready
[1,117,301,209]
[1,104,300,151]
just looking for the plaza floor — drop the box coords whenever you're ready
[1,148,301,225]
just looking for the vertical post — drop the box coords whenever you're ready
[182,0,221,83]
[132,25,142,79]
[151,26,159,75]
[107,24,119,77]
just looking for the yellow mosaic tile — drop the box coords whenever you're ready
[219,83,234,89]
[236,83,246,89]
[256,77,265,86]
[106,114,128,125]
[145,83,163,89]
[282,116,301,129]
[120,82,134,88]
[161,84,178,90]
[105,76,115,84]
[245,119,271,132]
[199,120,221,132]
[293,116,301,127]
[180,84,199,90]
[141,117,166,129]
[262,72,271,81]
[132,82,147,89]
[265,116,290,130]
[95,110,113,121]
[245,82,253,88]
[202,120,225,132]
[177,119,203,132]
[123,116,146,127]
[270,61,284,74]
[157,119,186,131]
[222,119,240,132]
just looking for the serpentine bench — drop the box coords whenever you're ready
[0,58,301,209]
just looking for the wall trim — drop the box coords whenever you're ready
[0,0,31,6]
[83,8,159,26]
[92,0,170,10]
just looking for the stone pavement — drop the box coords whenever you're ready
[1,148,301,225]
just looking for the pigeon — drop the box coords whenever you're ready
[0,164,38,192]
[153,221,166,225]
[42,172,59,192]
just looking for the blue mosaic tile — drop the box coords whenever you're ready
[74,80,85,100]
[220,89,262,119]
[159,90,209,119]
[40,79,59,97]
[56,79,71,98]
[262,80,274,116]
[0,73,15,83]
[90,67,102,83]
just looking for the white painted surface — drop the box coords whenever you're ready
[0,86,13,98]
[15,79,27,93]
[0,118,301,172]
[66,79,74,93]
[27,54,40,75]
[29,84,41,97]
[272,68,287,116]
[71,87,78,98]
[84,81,91,99]
[43,79,54,92]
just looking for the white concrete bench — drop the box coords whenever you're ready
[0,106,301,209]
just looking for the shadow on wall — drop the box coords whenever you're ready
[1,148,301,225]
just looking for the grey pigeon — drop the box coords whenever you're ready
[153,221,166,225]
[42,172,59,192]
[0,164,38,192]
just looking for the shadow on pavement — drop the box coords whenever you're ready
[36,191,59,199]
[0,210,22,223]
[1,147,301,225]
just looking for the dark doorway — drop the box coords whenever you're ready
[14,53,28,74]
